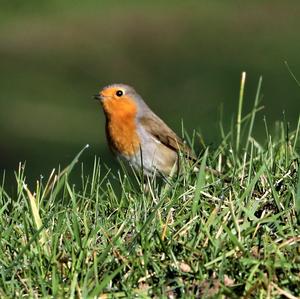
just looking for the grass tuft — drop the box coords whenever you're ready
[0,77,299,298]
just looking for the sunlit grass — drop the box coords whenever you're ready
[0,77,299,298]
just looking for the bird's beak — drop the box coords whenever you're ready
[93,94,101,101]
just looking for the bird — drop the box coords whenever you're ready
[94,83,199,177]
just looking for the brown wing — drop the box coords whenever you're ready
[139,112,197,161]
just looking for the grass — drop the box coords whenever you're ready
[0,76,300,298]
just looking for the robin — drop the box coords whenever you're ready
[94,83,198,177]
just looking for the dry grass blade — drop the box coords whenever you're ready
[23,183,50,257]
[271,282,299,299]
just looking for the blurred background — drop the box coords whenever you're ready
[1,0,299,188]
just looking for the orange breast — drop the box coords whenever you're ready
[104,102,140,156]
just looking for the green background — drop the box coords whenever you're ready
[0,0,299,186]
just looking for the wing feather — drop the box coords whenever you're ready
[139,112,197,161]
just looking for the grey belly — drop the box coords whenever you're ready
[125,132,178,176]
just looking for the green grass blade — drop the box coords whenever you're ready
[89,265,124,297]
[48,144,90,199]
[192,148,208,216]
[296,168,300,223]
[245,76,262,153]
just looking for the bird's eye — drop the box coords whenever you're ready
[116,90,123,97]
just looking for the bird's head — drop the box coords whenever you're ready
[94,84,144,118]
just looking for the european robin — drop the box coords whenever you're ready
[94,84,197,176]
